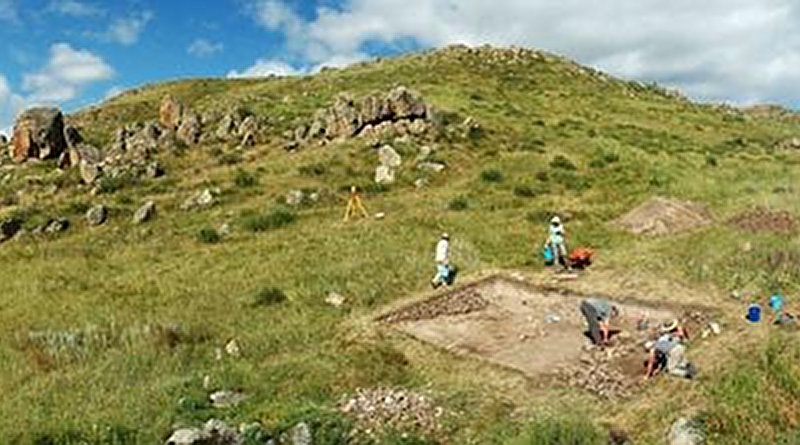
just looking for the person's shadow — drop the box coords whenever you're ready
[582,328,622,343]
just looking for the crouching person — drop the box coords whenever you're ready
[645,334,697,380]
[580,297,619,345]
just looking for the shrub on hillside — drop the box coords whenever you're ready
[233,168,259,188]
[513,185,538,198]
[480,169,504,183]
[253,287,287,307]
[448,196,469,211]
[196,227,221,244]
[550,155,577,171]
[298,162,328,177]
[507,414,606,445]
[97,173,138,194]
[241,208,296,233]
[589,152,620,169]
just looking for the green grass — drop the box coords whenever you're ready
[1,45,800,443]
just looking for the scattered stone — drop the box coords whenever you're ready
[729,207,797,234]
[285,190,305,206]
[416,145,433,161]
[339,387,445,439]
[146,161,165,178]
[414,178,427,189]
[11,107,67,163]
[288,422,312,445]
[378,145,402,168]
[159,95,184,130]
[0,218,22,242]
[219,223,232,237]
[374,212,386,220]
[325,292,346,308]
[240,131,256,148]
[209,390,247,408]
[79,160,103,185]
[224,339,241,357]
[668,418,704,445]
[417,162,446,173]
[165,428,210,445]
[202,375,212,390]
[375,165,395,185]
[44,218,69,234]
[86,205,108,226]
[181,189,217,211]
[133,201,156,224]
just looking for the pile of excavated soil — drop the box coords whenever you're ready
[615,197,713,236]
[728,207,797,234]
[380,288,488,323]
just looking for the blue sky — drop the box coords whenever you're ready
[2,0,800,135]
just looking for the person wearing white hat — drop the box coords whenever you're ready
[548,216,569,270]
[431,232,451,289]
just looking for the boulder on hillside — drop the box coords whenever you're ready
[375,165,396,185]
[177,112,202,146]
[86,205,108,226]
[79,160,103,185]
[180,189,217,211]
[70,143,103,167]
[64,125,83,149]
[0,134,7,146]
[11,107,67,163]
[378,145,402,168]
[0,217,22,242]
[44,218,70,234]
[668,418,704,445]
[133,201,156,224]
[159,95,184,130]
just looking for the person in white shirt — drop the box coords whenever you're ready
[431,233,450,288]
[548,216,569,270]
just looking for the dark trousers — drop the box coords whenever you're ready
[580,301,602,344]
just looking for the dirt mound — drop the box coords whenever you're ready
[380,288,488,323]
[729,207,797,234]
[615,197,713,236]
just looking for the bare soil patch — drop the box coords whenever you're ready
[383,276,711,398]
[615,197,713,236]
[728,207,797,234]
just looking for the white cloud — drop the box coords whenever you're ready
[0,74,25,137]
[48,0,104,17]
[22,43,114,103]
[241,0,800,106]
[104,10,154,45]
[104,85,125,100]
[0,0,18,23]
[227,59,303,78]
[188,38,224,58]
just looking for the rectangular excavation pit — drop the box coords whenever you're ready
[381,275,712,398]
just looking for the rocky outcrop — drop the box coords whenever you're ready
[177,112,202,146]
[159,95,184,130]
[374,145,402,185]
[293,86,431,146]
[11,108,68,163]
[64,125,83,149]
[165,419,243,445]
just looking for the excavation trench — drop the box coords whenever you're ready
[381,275,712,398]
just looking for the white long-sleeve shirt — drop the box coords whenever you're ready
[435,239,449,264]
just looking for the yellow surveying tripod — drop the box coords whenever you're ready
[343,186,369,222]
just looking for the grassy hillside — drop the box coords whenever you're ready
[1,45,799,444]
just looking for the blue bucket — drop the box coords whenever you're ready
[543,245,555,265]
[746,304,762,323]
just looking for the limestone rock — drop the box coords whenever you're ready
[70,144,103,167]
[378,145,402,168]
[86,205,108,226]
[325,292,346,308]
[209,390,247,408]
[165,428,210,445]
[146,161,165,178]
[64,125,83,149]
[133,201,156,224]
[159,95,184,130]
[181,189,216,211]
[237,116,258,138]
[0,134,7,146]
[375,165,395,185]
[44,218,70,234]
[417,162,446,173]
[288,422,312,445]
[11,107,67,162]
[668,418,704,445]
[285,190,305,206]
[80,160,103,185]
[177,112,202,146]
